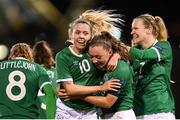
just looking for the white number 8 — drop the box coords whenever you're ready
[6,70,26,101]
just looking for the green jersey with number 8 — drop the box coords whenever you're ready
[0,57,51,119]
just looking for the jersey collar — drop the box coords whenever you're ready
[15,57,29,61]
[68,46,83,57]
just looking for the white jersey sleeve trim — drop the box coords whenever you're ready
[40,81,51,93]
[56,78,73,83]
[152,47,161,62]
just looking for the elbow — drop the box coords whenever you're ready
[102,102,113,108]
[102,96,117,108]
[104,104,113,109]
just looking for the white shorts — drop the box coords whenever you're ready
[56,98,97,120]
[103,109,136,120]
[136,112,175,120]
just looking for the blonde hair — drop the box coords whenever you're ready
[136,14,168,41]
[69,18,93,35]
[8,43,34,61]
[80,9,124,33]
[79,9,124,36]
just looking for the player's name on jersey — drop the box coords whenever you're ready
[0,61,36,71]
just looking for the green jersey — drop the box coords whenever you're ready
[45,67,57,91]
[130,40,173,80]
[55,47,100,110]
[102,60,134,115]
[38,66,57,119]
[0,57,51,119]
[130,40,175,116]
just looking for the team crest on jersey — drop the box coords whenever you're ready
[72,61,79,66]
[154,44,163,53]
[103,73,109,82]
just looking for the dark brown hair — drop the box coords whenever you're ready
[33,40,55,68]
[89,31,131,61]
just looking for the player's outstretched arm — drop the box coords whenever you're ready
[43,84,56,119]
[62,79,121,96]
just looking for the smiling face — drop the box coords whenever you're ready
[70,23,92,54]
[88,45,112,70]
[131,18,150,46]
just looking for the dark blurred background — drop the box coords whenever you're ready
[0,0,179,118]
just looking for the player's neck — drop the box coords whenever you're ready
[142,37,156,49]
[71,45,83,55]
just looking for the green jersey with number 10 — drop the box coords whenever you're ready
[56,47,101,111]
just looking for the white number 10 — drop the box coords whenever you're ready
[79,59,90,73]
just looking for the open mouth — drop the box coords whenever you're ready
[77,39,86,46]
[132,34,138,40]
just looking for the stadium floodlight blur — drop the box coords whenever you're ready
[0,0,69,61]
[0,44,8,61]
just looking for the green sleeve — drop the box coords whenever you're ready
[55,51,72,82]
[43,84,56,119]
[130,41,172,62]
[111,60,133,84]
[130,47,158,60]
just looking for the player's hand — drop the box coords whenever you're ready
[131,38,139,47]
[56,87,84,101]
[100,79,121,92]
[107,53,120,71]
[56,87,69,99]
